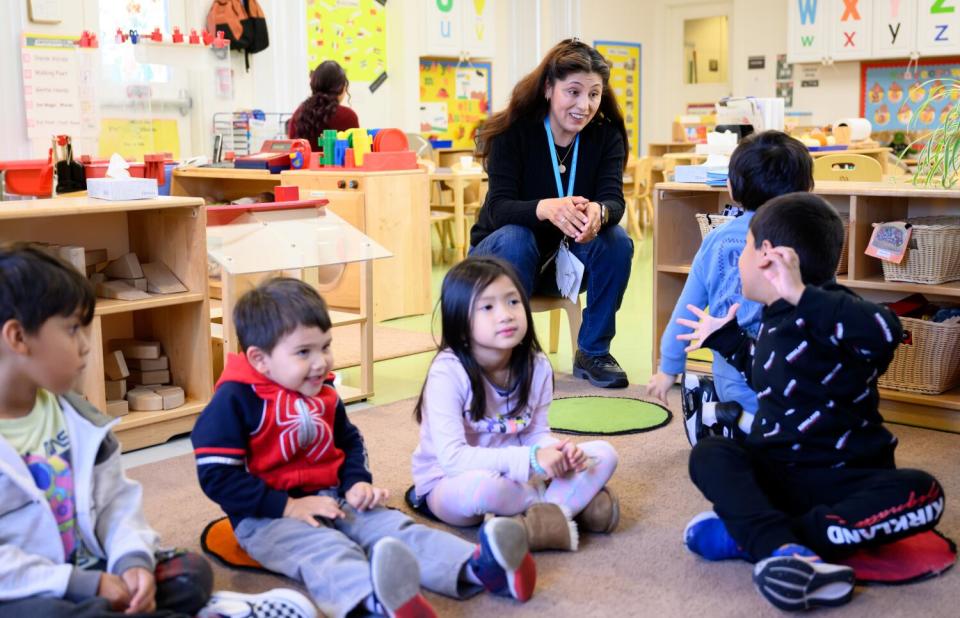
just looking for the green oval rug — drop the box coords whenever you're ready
[549,396,672,436]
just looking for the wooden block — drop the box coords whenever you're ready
[110,339,162,360]
[104,350,129,381]
[127,356,168,371]
[126,387,163,411]
[85,248,108,266]
[150,385,185,410]
[104,252,143,279]
[105,378,127,400]
[96,280,151,300]
[105,399,129,417]
[142,262,187,294]
[129,278,148,291]
[129,369,171,385]
[89,272,106,285]
[57,246,86,274]
[86,261,108,277]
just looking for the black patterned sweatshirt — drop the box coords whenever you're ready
[703,283,903,468]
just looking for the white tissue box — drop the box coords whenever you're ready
[87,178,159,201]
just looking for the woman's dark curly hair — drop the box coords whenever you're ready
[294,60,349,140]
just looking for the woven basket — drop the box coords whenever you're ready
[879,216,960,285]
[695,213,850,275]
[878,316,960,394]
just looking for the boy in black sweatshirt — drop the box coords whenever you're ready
[676,193,944,611]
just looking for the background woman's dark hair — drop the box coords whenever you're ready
[477,38,629,171]
[294,60,349,141]
[414,257,542,424]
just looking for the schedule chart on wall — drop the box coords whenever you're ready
[595,40,641,157]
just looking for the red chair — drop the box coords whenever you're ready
[0,159,55,200]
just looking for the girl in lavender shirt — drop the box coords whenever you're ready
[408,258,619,551]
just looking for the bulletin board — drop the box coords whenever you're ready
[305,0,387,85]
[419,58,491,149]
[595,40,641,157]
[860,58,960,133]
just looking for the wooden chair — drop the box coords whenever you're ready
[431,161,487,257]
[813,154,883,182]
[530,295,582,354]
[623,156,655,240]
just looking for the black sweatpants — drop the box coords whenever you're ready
[689,437,944,561]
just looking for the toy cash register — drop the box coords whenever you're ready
[234,139,311,174]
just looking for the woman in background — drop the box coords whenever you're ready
[289,60,359,148]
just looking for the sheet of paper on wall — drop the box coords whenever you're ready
[419,102,448,132]
[456,68,487,100]
[556,241,584,303]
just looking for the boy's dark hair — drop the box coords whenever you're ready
[0,242,96,334]
[750,192,844,286]
[233,278,331,353]
[728,130,814,211]
[414,257,543,424]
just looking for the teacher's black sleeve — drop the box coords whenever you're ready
[483,126,543,229]
[594,125,626,228]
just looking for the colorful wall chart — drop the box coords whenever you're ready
[21,34,98,139]
[305,0,387,84]
[419,58,491,149]
[861,58,960,132]
[594,41,641,157]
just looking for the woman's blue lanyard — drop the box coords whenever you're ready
[544,116,579,198]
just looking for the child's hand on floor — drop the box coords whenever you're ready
[676,303,740,352]
[284,495,345,526]
[345,482,390,511]
[121,567,156,613]
[97,572,131,611]
[645,371,676,405]
[558,439,589,472]
[536,445,570,478]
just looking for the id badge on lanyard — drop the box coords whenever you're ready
[542,117,585,301]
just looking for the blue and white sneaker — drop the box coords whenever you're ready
[683,511,750,561]
[753,544,855,611]
[198,588,317,618]
[467,517,537,602]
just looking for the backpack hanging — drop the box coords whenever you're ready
[206,0,269,71]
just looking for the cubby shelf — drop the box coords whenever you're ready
[653,181,960,433]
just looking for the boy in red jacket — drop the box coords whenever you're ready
[192,278,536,618]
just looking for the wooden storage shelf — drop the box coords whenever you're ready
[654,180,960,433]
[0,195,211,451]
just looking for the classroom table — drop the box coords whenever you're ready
[428,167,488,261]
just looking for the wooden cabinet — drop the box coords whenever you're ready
[0,196,211,451]
[654,180,960,433]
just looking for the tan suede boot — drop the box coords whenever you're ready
[512,503,579,551]
[575,487,620,534]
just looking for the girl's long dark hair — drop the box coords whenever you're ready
[294,60,349,140]
[477,38,628,171]
[414,258,542,424]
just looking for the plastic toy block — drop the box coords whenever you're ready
[104,252,144,279]
[141,262,187,294]
[129,369,171,386]
[150,28,162,42]
[172,27,184,43]
[129,30,140,44]
[104,350,130,381]
[115,28,127,43]
[213,31,228,49]
[96,280,151,301]
[202,29,215,46]
[274,186,300,202]
[105,379,127,401]
[188,29,200,44]
[126,388,163,411]
[110,339,162,360]
[105,400,129,417]
[149,385,185,410]
[126,356,168,371]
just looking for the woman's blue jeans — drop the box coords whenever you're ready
[470,224,633,356]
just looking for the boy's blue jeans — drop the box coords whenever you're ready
[470,224,633,356]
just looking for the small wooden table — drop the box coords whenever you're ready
[428,167,488,260]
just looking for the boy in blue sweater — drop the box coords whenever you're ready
[192,278,537,618]
[646,131,813,443]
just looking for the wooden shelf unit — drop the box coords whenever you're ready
[654,180,960,433]
[0,196,212,450]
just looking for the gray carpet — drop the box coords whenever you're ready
[128,376,960,616]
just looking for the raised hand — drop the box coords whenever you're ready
[675,303,740,352]
[760,246,805,305]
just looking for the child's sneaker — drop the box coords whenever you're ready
[681,372,717,446]
[370,537,436,618]
[198,588,317,618]
[683,511,750,561]
[753,543,855,611]
[468,517,537,602]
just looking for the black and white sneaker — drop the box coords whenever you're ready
[753,546,855,611]
[573,351,628,388]
[680,372,717,446]
[198,588,317,618]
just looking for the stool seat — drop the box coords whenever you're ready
[530,295,582,354]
